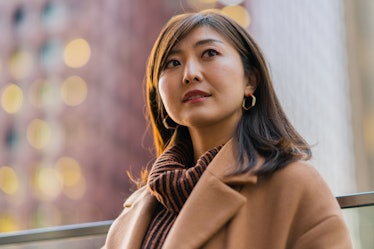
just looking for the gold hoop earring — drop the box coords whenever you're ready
[162,115,178,130]
[242,95,256,111]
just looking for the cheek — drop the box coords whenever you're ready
[158,79,173,108]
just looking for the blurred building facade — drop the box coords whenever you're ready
[0,0,176,231]
[0,0,373,247]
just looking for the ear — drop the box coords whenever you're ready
[244,69,258,96]
[244,84,255,97]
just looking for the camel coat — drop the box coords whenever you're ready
[103,140,352,249]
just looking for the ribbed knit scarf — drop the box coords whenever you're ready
[141,141,223,249]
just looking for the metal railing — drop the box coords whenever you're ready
[336,191,374,208]
[0,220,112,246]
[0,191,373,246]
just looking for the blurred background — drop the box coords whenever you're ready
[0,0,373,248]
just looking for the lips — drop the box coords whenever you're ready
[182,89,211,102]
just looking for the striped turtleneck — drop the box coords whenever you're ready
[141,141,223,249]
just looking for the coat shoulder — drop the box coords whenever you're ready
[271,160,330,193]
[259,160,342,217]
[255,161,352,248]
[275,160,320,181]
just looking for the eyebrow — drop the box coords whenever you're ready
[168,38,224,56]
[194,38,224,47]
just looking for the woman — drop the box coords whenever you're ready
[103,10,352,249]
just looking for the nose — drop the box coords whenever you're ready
[183,60,202,84]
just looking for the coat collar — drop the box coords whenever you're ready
[162,139,261,249]
[206,138,261,185]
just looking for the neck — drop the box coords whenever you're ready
[188,124,236,162]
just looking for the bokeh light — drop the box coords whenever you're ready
[26,119,52,149]
[0,212,19,232]
[1,83,24,114]
[0,166,19,195]
[187,0,217,11]
[33,166,62,201]
[61,75,88,106]
[29,79,54,109]
[56,157,86,200]
[29,78,62,112]
[221,5,251,28]
[63,38,91,68]
[9,48,33,80]
[55,157,81,187]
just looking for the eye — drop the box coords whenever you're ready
[164,59,181,69]
[203,49,219,58]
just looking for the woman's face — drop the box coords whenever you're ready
[158,25,254,130]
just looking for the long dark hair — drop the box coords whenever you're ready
[145,10,311,177]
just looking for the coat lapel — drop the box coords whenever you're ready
[163,139,259,249]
